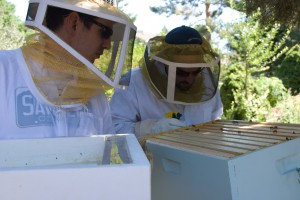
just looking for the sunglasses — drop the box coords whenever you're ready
[91,19,113,39]
[176,68,204,77]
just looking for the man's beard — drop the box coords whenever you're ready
[176,81,193,91]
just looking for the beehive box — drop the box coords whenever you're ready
[145,120,300,200]
[0,134,150,200]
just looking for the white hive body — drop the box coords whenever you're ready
[145,120,300,200]
[0,134,150,200]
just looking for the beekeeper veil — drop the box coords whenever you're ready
[21,0,136,106]
[141,25,220,105]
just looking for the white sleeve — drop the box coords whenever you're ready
[135,118,186,139]
[102,104,115,134]
[110,85,140,134]
[91,93,115,135]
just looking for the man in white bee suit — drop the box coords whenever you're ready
[110,25,223,138]
[0,0,136,138]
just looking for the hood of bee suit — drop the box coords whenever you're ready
[140,25,220,105]
[21,0,136,107]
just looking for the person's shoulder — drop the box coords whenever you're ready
[130,67,143,77]
[0,49,22,69]
[118,67,140,85]
[120,67,143,85]
[114,67,147,95]
[0,49,21,64]
[0,49,20,58]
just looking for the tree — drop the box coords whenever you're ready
[241,0,300,27]
[275,45,300,95]
[149,0,235,41]
[220,11,290,121]
[149,0,242,19]
[0,0,30,49]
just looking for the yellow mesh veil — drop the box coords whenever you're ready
[21,32,111,105]
[22,0,137,106]
[141,35,220,105]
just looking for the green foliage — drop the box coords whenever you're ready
[221,11,290,73]
[222,75,288,121]
[242,0,300,27]
[254,76,288,107]
[149,0,238,42]
[0,0,30,49]
[160,26,168,36]
[266,94,300,123]
[149,0,235,19]
[105,38,146,100]
[220,11,290,121]
[105,88,114,100]
[220,63,245,112]
[132,38,146,68]
[275,44,300,95]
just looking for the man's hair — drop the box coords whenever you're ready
[45,6,95,31]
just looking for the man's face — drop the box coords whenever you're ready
[69,14,114,63]
[175,67,203,91]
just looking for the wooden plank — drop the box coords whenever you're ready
[146,138,237,158]
[185,124,299,139]
[212,120,300,133]
[158,133,262,151]
[181,127,287,140]
[154,135,249,155]
[198,123,299,135]
[177,129,283,143]
[213,125,299,136]
[220,130,293,141]
[213,119,300,128]
[168,131,276,147]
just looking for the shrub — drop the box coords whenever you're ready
[276,44,300,95]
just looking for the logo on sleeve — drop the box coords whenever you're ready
[15,88,53,127]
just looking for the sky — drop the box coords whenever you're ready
[7,0,240,40]
[7,0,187,39]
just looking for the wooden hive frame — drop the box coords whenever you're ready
[143,120,300,159]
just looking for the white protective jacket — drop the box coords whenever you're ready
[0,49,114,139]
[110,67,223,136]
